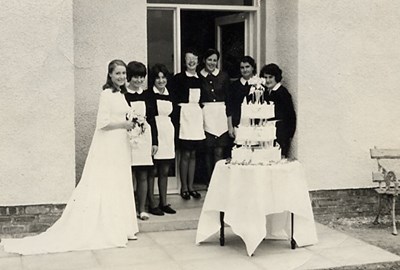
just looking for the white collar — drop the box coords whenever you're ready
[270,82,282,91]
[200,68,220,78]
[240,77,253,86]
[153,85,169,95]
[127,86,144,94]
[185,71,199,78]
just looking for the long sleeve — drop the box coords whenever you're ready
[274,86,296,139]
[96,91,111,130]
[283,90,296,138]
[146,91,159,146]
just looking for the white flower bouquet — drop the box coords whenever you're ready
[126,108,146,146]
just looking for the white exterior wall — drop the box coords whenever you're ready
[265,0,400,190]
[264,0,299,159]
[2,0,400,206]
[0,1,75,205]
[74,0,147,182]
[296,0,400,190]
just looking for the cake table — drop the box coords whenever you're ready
[195,159,318,256]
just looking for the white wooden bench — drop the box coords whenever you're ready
[370,147,400,235]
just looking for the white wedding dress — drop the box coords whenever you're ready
[1,89,138,255]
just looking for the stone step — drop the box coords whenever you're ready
[139,190,206,232]
[138,207,202,232]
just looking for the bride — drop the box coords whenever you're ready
[1,59,139,255]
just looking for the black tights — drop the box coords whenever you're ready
[180,149,196,192]
[148,161,170,207]
[205,146,224,185]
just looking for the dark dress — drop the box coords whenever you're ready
[226,78,252,128]
[170,72,206,150]
[151,87,175,160]
[199,69,231,148]
[124,89,158,167]
[265,85,296,156]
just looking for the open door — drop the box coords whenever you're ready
[215,13,250,79]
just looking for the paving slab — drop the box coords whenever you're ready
[1,223,400,270]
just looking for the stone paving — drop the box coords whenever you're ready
[1,222,400,270]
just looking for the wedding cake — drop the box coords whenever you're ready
[231,77,281,164]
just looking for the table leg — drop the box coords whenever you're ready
[220,211,225,246]
[291,212,296,249]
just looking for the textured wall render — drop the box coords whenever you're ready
[0,1,75,205]
[74,0,147,182]
[265,0,299,158]
[297,0,400,189]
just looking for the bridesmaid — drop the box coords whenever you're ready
[147,64,176,214]
[124,61,162,220]
[227,56,258,143]
[199,48,231,185]
[260,63,296,158]
[171,49,205,200]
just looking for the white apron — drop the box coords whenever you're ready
[130,101,153,166]
[179,88,205,140]
[154,100,175,159]
[202,102,228,137]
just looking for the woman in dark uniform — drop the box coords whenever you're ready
[171,49,205,200]
[227,56,258,143]
[125,61,161,220]
[199,48,231,184]
[147,64,176,214]
[260,63,296,158]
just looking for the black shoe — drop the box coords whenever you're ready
[180,191,191,200]
[159,204,176,214]
[188,190,201,199]
[149,207,164,216]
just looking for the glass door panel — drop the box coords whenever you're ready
[147,9,175,73]
[148,0,253,5]
[147,9,179,194]
[220,22,245,79]
[216,13,248,80]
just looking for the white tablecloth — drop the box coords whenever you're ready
[196,160,318,256]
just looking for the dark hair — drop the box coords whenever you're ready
[102,59,127,93]
[260,63,283,83]
[126,61,147,82]
[203,48,220,62]
[240,56,257,75]
[184,47,200,57]
[148,63,171,89]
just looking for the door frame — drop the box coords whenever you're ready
[215,12,251,71]
[147,3,260,74]
[147,3,261,193]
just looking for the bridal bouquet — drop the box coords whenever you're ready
[126,108,146,147]
[248,76,267,104]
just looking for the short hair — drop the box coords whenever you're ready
[184,47,200,57]
[202,48,220,62]
[260,63,283,83]
[240,56,257,75]
[148,63,171,89]
[102,59,127,93]
[126,61,147,82]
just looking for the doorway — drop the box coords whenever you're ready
[147,6,255,193]
[148,9,248,76]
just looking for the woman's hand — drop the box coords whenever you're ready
[228,126,236,138]
[151,145,158,156]
[123,120,135,130]
[227,116,235,138]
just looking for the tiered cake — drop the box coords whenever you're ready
[231,78,281,164]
